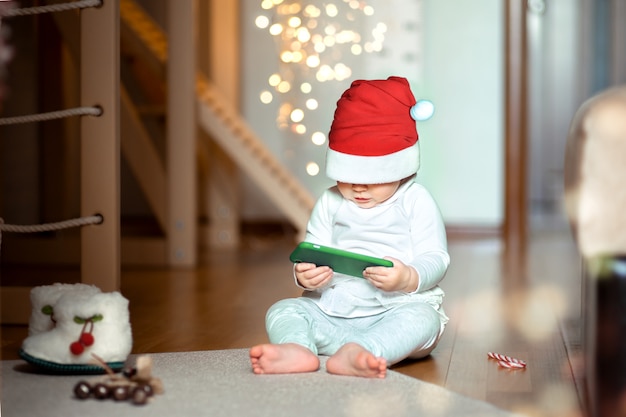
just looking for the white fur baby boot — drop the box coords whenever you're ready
[27,283,101,336]
[21,288,133,366]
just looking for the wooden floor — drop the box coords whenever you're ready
[1,222,587,416]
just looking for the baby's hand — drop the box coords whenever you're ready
[294,262,333,289]
[363,257,419,293]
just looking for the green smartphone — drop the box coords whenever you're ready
[289,242,393,278]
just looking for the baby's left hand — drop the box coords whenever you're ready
[363,257,419,293]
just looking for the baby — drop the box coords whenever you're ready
[250,76,449,378]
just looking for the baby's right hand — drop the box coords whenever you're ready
[294,262,333,289]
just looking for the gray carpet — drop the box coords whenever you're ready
[1,349,517,417]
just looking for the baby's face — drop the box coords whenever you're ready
[336,181,401,209]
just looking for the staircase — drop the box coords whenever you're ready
[119,0,315,240]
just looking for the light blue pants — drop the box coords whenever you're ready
[265,297,445,365]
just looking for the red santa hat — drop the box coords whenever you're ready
[326,76,421,184]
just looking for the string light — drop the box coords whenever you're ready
[311,131,326,146]
[256,0,386,176]
[306,162,320,176]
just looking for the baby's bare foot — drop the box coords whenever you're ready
[326,343,387,378]
[249,343,320,374]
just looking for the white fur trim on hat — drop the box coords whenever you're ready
[326,142,420,184]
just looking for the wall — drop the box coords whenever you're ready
[418,0,503,226]
[527,0,584,217]
[240,0,504,227]
[526,0,626,226]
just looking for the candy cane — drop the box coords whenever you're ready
[497,360,526,369]
[487,352,527,368]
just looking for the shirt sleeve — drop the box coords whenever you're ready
[404,185,450,293]
[292,188,341,290]
[304,187,341,245]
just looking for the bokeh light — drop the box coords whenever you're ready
[311,131,326,146]
[255,0,385,135]
[260,90,273,104]
[306,162,320,176]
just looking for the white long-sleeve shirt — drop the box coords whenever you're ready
[299,178,450,318]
